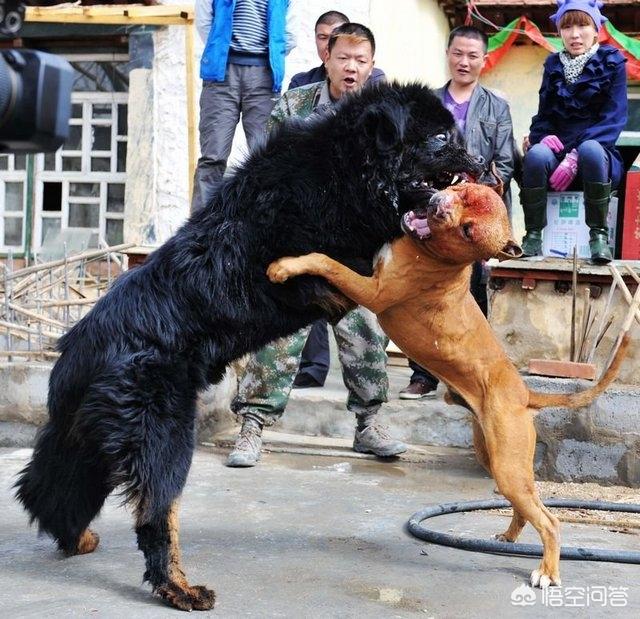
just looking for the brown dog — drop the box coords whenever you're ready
[267,183,629,588]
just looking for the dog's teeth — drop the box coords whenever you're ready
[451,174,460,184]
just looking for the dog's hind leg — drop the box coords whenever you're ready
[136,498,216,611]
[484,409,561,587]
[471,417,527,543]
[135,497,215,611]
[14,423,111,556]
[471,417,491,474]
[127,402,215,611]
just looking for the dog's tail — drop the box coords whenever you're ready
[14,421,110,554]
[527,334,630,410]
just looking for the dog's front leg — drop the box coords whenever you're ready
[136,499,216,611]
[267,253,392,314]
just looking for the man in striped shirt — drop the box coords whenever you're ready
[193,0,296,211]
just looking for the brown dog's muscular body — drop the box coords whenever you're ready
[267,183,628,588]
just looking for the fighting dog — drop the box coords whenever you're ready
[267,182,629,588]
[14,83,481,611]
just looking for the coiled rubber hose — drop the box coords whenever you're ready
[408,498,640,563]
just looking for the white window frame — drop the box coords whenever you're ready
[0,156,28,253]
[33,91,128,252]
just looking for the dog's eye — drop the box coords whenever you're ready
[461,223,474,241]
[435,133,447,141]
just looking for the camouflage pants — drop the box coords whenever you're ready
[232,306,389,426]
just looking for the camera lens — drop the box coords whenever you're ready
[0,54,18,124]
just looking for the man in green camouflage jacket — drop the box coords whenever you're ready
[227,22,406,467]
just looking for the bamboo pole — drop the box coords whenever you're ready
[0,320,61,340]
[0,351,59,359]
[5,243,135,281]
[609,265,640,326]
[586,276,618,363]
[7,303,66,329]
[601,268,640,376]
[577,287,591,362]
[570,247,578,361]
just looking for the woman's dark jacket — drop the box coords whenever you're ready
[529,45,627,185]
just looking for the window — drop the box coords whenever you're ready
[0,155,28,253]
[0,55,130,257]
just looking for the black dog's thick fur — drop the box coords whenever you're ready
[14,82,480,610]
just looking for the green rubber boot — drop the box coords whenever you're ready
[520,187,547,257]
[584,181,613,264]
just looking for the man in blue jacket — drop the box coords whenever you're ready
[193,0,296,211]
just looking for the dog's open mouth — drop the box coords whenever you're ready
[408,171,472,200]
[402,209,431,239]
[435,171,472,188]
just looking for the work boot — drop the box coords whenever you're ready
[226,417,263,467]
[584,181,613,264]
[520,186,547,257]
[353,420,407,457]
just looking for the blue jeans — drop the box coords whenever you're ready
[522,140,612,190]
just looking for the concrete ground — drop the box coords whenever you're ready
[2,446,640,618]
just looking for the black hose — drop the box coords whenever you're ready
[408,498,640,563]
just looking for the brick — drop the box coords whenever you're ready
[528,359,597,380]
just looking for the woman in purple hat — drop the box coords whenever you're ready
[520,0,627,263]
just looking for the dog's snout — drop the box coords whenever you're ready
[428,193,453,221]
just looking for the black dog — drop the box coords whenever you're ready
[15,82,481,611]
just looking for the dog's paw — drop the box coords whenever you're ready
[76,528,100,555]
[494,533,513,543]
[155,581,216,611]
[266,259,292,283]
[530,568,561,588]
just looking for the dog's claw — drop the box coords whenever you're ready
[530,569,560,589]
[155,582,216,612]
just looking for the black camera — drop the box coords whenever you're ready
[0,1,74,153]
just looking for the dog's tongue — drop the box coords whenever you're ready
[403,211,431,239]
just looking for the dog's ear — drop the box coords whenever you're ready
[495,239,523,261]
[360,102,408,153]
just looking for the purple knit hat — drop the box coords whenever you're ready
[550,0,608,31]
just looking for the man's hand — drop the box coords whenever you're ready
[549,149,578,191]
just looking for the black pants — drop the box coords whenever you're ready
[294,319,330,386]
[408,261,487,386]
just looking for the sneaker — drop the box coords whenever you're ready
[353,423,407,457]
[225,418,263,468]
[399,381,437,400]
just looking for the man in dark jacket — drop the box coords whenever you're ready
[400,25,519,399]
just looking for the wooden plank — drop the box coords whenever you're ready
[25,5,194,26]
[528,359,597,381]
